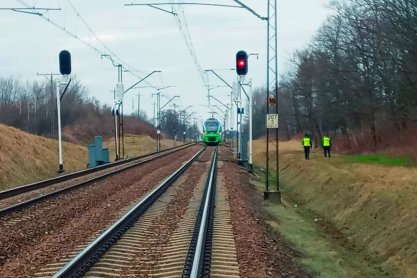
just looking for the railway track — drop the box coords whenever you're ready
[0,143,196,216]
[0,145,205,277]
[41,146,241,278]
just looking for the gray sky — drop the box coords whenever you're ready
[0,0,330,125]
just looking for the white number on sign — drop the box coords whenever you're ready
[266,114,279,129]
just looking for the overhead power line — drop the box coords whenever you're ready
[14,0,157,88]
[170,1,207,86]
[65,0,152,81]
[125,2,242,9]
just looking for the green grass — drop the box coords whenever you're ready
[343,154,410,166]
[253,168,394,277]
[263,202,392,278]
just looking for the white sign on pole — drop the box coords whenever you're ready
[266,114,279,128]
[232,82,240,101]
[116,83,124,104]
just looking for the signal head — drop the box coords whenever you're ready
[59,50,72,75]
[236,50,248,76]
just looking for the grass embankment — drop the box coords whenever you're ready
[0,124,86,190]
[253,139,417,277]
[103,134,185,160]
[343,154,411,166]
[0,125,185,191]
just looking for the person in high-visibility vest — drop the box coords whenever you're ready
[302,134,312,160]
[321,135,332,158]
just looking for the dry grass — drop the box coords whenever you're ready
[103,134,185,161]
[253,138,417,277]
[0,124,86,191]
[0,126,185,191]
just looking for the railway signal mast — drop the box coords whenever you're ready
[235,0,281,202]
[57,50,72,173]
[233,1,280,201]
[235,50,249,165]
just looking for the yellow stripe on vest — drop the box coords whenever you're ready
[303,138,311,147]
[323,137,330,147]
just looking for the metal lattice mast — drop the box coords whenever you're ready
[266,0,280,193]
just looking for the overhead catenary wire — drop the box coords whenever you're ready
[170,1,207,87]
[65,0,155,83]
[15,0,158,88]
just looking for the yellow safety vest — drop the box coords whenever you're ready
[323,137,331,147]
[302,137,311,147]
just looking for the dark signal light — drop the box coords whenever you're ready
[59,50,72,75]
[236,50,248,76]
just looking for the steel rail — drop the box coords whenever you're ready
[183,146,218,277]
[0,142,195,200]
[52,146,207,278]
[0,143,197,217]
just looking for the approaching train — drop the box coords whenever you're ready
[202,118,222,146]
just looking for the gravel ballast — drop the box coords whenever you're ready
[219,146,311,278]
[0,145,202,277]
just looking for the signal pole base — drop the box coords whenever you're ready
[247,163,253,173]
[264,191,281,203]
[58,164,64,174]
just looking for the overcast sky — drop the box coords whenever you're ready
[0,0,331,125]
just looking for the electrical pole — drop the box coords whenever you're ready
[150,86,175,151]
[37,73,60,136]
[157,91,161,151]
[151,91,162,151]
[265,0,280,201]
[102,54,124,160]
[249,79,253,172]
[153,101,156,127]
[56,81,64,172]
[137,93,141,118]
[230,92,234,150]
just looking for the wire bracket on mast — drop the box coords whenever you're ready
[0,7,61,16]
[148,4,177,15]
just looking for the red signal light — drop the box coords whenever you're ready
[237,59,245,68]
[236,50,248,76]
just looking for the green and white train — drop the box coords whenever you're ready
[202,118,222,146]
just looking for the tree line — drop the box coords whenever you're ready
[275,0,417,150]
[159,109,199,141]
[0,77,160,142]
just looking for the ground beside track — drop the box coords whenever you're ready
[0,146,201,277]
[1,144,312,278]
[219,146,310,278]
[253,139,417,277]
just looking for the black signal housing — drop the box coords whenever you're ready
[236,50,248,76]
[59,50,72,75]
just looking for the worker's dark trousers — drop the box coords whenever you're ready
[324,147,331,158]
[304,147,311,160]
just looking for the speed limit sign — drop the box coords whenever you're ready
[266,114,278,129]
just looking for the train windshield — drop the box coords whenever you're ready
[205,120,220,132]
